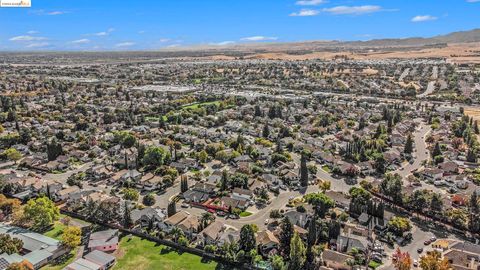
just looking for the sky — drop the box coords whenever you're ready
[0,0,479,51]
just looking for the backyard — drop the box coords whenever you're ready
[41,218,79,270]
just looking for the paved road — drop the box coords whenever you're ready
[417,81,436,98]
[223,185,321,230]
[42,162,94,183]
[392,120,431,178]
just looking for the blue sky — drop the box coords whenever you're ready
[0,0,479,51]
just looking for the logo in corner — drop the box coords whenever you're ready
[1,0,31,7]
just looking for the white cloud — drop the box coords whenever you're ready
[213,41,235,46]
[94,32,108,36]
[466,0,480,2]
[411,15,437,22]
[9,35,47,42]
[138,30,146,34]
[167,44,181,48]
[25,42,50,48]
[290,9,319,16]
[27,30,39,34]
[322,5,382,15]
[71,39,90,44]
[241,36,278,41]
[47,11,66,15]
[115,42,135,47]
[159,38,171,43]
[93,28,115,36]
[296,0,325,6]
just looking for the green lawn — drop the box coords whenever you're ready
[239,211,253,217]
[43,221,67,240]
[369,261,382,269]
[182,101,220,110]
[41,216,89,269]
[321,165,331,173]
[113,236,217,270]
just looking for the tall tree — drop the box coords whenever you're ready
[23,197,59,230]
[167,201,176,217]
[220,170,228,191]
[262,124,270,138]
[432,142,442,158]
[393,248,412,270]
[289,232,306,270]
[306,217,317,263]
[280,217,294,255]
[404,134,413,155]
[380,173,403,204]
[46,138,63,161]
[123,201,133,228]
[300,154,308,187]
[61,226,82,249]
[239,224,256,252]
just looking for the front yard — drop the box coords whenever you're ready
[113,235,218,270]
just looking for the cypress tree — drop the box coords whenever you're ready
[404,134,413,154]
[300,154,309,187]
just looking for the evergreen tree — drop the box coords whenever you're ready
[358,117,366,130]
[262,124,270,138]
[47,138,63,161]
[300,154,309,187]
[280,217,294,255]
[220,170,228,191]
[239,224,256,252]
[180,176,188,193]
[289,232,306,270]
[432,142,442,158]
[404,134,413,155]
[306,217,317,263]
[276,137,283,153]
[123,201,133,228]
[254,105,262,117]
[167,201,176,217]
[467,149,477,163]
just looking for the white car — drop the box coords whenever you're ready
[264,219,269,225]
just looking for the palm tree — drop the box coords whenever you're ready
[170,227,184,242]
[200,212,215,230]
[318,180,331,193]
[345,258,356,270]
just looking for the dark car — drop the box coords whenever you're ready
[417,248,424,253]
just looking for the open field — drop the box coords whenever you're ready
[112,236,218,270]
[465,107,480,122]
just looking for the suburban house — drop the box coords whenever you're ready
[160,211,199,237]
[88,229,119,252]
[0,223,68,270]
[256,230,280,254]
[443,242,480,270]
[231,187,253,201]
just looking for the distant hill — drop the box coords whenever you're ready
[432,28,480,43]
[169,28,480,53]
